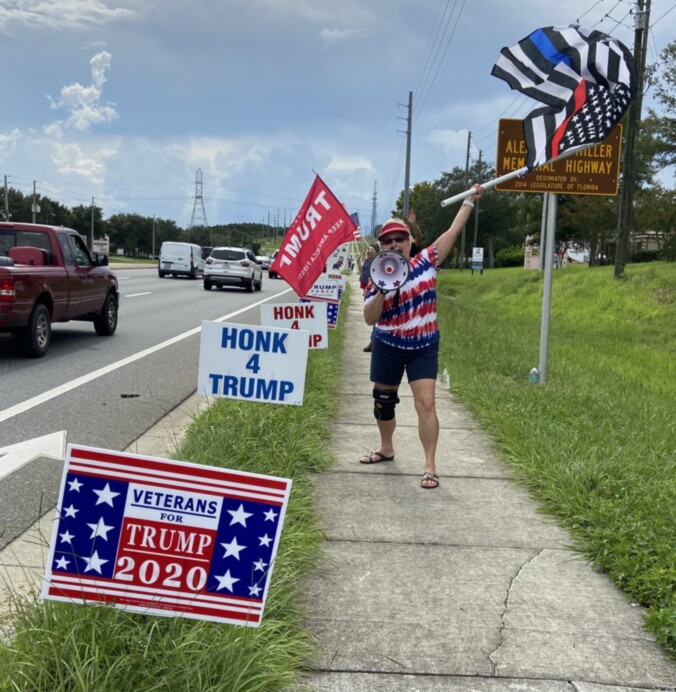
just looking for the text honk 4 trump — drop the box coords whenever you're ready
[260,302,328,349]
[197,321,309,405]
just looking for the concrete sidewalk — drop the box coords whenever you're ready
[303,278,675,691]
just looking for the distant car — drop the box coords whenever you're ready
[256,255,270,270]
[268,249,280,279]
[203,246,262,293]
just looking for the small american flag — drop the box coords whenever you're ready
[42,445,291,627]
[299,297,340,329]
[326,300,339,328]
[349,212,362,240]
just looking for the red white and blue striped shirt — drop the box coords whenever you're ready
[364,245,440,350]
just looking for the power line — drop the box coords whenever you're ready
[414,0,468,124]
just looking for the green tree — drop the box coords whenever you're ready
[634,185,676,260]
[557,195,618,266]
[649,41,676,171]
[65,204,103,248]
[107,214,183,257]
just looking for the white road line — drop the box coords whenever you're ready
[0,288,293,424]
[125,292,152,298]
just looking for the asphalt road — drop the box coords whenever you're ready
[0,267,294,543]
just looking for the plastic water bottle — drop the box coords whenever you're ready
[528,367,539,384]
[442,368,450,389]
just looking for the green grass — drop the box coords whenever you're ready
[0,295,347,691]
[436,262,676,655]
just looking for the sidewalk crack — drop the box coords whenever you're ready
[487,548,543,675]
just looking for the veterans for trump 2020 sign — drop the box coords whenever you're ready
[42,445,292,627]
[198,321,309,405]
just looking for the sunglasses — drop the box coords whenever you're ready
[380,235,409,245]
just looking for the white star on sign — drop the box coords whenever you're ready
[93,482,120,507]
[68,478,83,492]
[87,517,115,542]
[59,530,75,544]
[55,556,70,570]
[227,503,253,527]
[221,537,246,560]
[214,570,239,592]
[82,550,108,574]
[258,534,273,547]
[263,509,278,522]
[248,584,262,597]
[253,559,268,573]
[62,504,79,518]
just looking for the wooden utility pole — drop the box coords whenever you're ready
[402,91,413,218]
[90,197,95,251]
[614,0,651,278]
[3,175,8,220]
[458,131,471,269]
[472,150,482,248]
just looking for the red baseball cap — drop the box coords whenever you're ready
[379,218,410,240]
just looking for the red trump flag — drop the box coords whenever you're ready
[270,175,358,296]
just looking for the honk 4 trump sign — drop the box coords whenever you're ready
[42,444,292,627]
[260,302,328,349]
[198,321,309,405]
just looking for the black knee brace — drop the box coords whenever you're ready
[373,387,399,421]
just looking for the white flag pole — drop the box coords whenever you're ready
[439,142,597,207]
[440,167,528,207]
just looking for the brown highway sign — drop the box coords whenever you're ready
[495,119,622,196]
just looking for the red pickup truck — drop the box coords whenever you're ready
[0,222,119,357]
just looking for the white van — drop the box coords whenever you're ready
[158,242,205,279]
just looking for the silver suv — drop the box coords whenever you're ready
[203,247,263,293]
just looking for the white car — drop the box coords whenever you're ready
[158,241,204,279]
[256,255,270,270]
[203,246,263,293]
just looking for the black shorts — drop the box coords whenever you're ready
[370,338,439,386]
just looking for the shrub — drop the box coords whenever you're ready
[495,245,525,267]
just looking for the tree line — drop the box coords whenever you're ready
[0,188,276,258]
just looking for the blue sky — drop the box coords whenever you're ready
[1,0,674,230]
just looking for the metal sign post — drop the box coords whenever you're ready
[538,193,558,384]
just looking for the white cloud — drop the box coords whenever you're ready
[319,27,360,45]
[49,140,115,183]
[0,128,22,160]
[326,154,375,173]
[46,51,118,135]
[0,0,138,33]
[426,129,469,155]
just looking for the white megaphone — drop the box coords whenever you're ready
[369,250,410,292]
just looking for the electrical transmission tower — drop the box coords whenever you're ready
[188,168,210,243]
